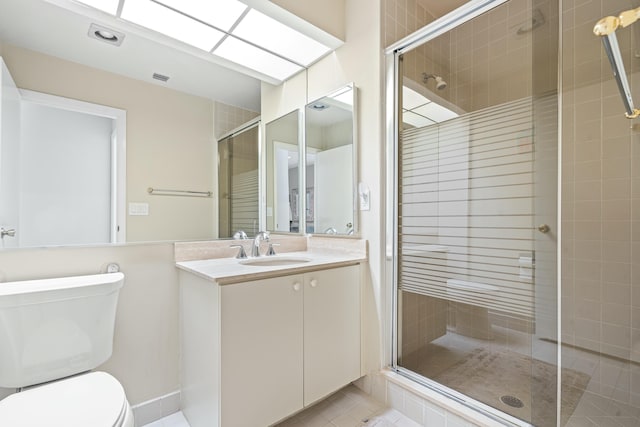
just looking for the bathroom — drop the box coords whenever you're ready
[0,0,637,426]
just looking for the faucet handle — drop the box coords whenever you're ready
[230,244,248,259]
[266,243,280,256]
[233,230,248,240]
[0,228,16,238]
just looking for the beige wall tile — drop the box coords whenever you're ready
[603,221,631,241]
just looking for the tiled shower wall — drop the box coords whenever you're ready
[561,0,640,366]
[384,0,536,114]
[213,101,259,139]
[382,0,436,48]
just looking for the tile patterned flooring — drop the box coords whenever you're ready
[142,385,420,427]
[143,329,640,427]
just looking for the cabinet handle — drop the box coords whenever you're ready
[293,282,301,291]
[310,279,318,288]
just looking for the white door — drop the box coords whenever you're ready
[315,144,353,233]
[303,265,361,405]
[0,58,21,248]
[273,141,298,232]
[19,101,113,247]
[221,275,304,426]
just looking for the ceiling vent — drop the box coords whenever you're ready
[152,73,170,82]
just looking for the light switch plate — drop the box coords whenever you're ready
[359,183,370,211]
[129,202,149,216]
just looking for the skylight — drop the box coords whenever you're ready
[70,0,338,82]
[155,0,248,32]
[232,9,331,67]
[215,36,303,82]
[402,85,459,128]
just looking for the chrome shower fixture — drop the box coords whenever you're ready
[594,7,640,118]
[422,73,447,90]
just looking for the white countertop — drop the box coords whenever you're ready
[176,250,366,284]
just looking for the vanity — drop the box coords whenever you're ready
[175,237,367,427]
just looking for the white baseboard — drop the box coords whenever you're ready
[132,391,180,427]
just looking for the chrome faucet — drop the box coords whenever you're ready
[252,231,270,257]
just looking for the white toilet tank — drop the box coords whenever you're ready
[0,272,124,388]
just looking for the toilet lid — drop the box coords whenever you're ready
[0,372,127,427]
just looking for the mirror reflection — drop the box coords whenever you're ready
[217,121,260,239]
[265,110,300,233]
[263,85,356,236]
[305,84,356,235]
[0,46,260,249]
[0,0,262,249]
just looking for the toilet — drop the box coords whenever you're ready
[0,272,133,427]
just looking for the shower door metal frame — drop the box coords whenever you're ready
[384,0,537,425]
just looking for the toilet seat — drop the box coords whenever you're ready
[0,371,131,427]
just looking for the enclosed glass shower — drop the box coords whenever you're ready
[217,120,260,238]
[388,0,640,425]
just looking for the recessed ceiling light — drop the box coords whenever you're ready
[121,0,224,51]
[95,30,116,41]
[154,0,248,32]
[309,102,329,110]
[213,36,303,82]
[88,23,125,46]
[232,9,331,66]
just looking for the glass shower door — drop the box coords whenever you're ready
[218,122,260,238]
[391,0,560,425]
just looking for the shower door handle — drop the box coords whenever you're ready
[537,224,550,234]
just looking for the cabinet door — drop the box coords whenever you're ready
[221,274,304,427]
[303,265,361,405]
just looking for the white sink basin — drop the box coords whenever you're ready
[240,256,312,267]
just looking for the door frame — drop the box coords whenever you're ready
[19,89,127,243]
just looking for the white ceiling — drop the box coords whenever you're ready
[0,0,262,111]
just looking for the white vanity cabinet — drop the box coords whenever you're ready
[303,266,360,406]
[179,263,361,427]
[221,273,304,427]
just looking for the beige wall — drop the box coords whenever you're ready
[270,0,346,41]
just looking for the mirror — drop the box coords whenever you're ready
[305,84,356,235]
[0,0,262,249]
[0,47,261,249]
[265,110,301,233]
